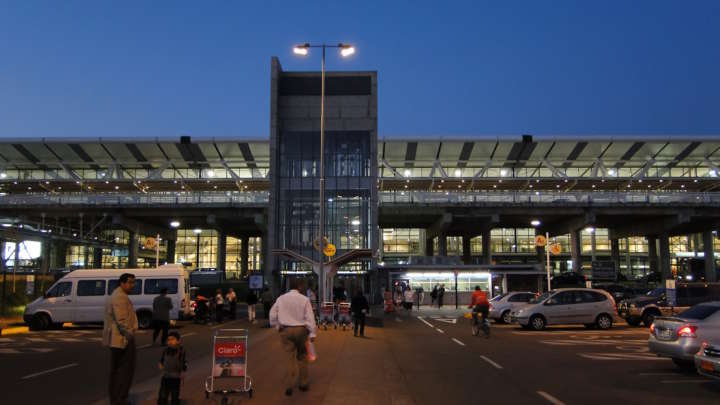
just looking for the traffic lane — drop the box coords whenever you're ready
[431,319,720,404]
[386,314,542,405]
[0,319,248,405]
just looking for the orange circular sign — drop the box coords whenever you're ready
[550,243,562,255]
[144,237,157,249]
[535,235,547,247]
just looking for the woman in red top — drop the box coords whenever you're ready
[468,286,490,337]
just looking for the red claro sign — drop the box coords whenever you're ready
[215,342,245,357]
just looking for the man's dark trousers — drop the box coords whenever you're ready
[353,314,366,336]
[158,376,181,405]
[109,340,136,405]
[153,320,169,345]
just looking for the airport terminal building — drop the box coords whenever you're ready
[2,58,720,302]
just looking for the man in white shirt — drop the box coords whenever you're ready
[269,278,317,397]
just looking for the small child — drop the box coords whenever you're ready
[157,331,187,405]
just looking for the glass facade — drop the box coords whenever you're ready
[382,228,423,255]
[490,228,535,253]
[175,229,218,270]
[276,131,372,267]
[226,236,242,279]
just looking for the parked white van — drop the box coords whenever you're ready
[24,264,192,331]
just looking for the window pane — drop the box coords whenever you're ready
[144,279,178,294]
[77,280,106,296]
[108,279,142,295]
[47,282,72,297]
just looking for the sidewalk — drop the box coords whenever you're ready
[111,321,415,405]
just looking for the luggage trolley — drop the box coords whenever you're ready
[319,301,336,330]
[337,302,352,330]
[205,329,253,403]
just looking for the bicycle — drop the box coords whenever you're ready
[471,306,491,338]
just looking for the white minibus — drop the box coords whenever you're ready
[24,264,192,330]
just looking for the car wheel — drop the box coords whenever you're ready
[596,314,613,330]
[502,311,512,324]
[137,311,153,329]
[625,317,641,327]
[529,315,545,331]
[30,313,50,331]
[642,310,660,327]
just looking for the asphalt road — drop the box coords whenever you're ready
[386,309,720,404]
[1,310,720,404]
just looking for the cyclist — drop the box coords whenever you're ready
[468,286,490,337]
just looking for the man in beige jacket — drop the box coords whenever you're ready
[103,273,139,405]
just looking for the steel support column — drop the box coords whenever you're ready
[703,231,717,282]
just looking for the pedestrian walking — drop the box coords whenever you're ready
[403,288,414,312]
[103,273,139,405]
[246,289,258,323]
[438,284,446,308]
[152,288,173,346]
[225,288,237,320]
[416,285,425,310]
[430,284,438,306]
[261,287,274,328]
[269,278,317,397]
[157,331,188,405]
[214,289,225,324]
[350,289,369,337]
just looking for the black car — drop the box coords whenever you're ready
[551,272,586,288]
[618,282,720,326]
[595,284,642,303]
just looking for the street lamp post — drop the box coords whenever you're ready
[293,43,355,303]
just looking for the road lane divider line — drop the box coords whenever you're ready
[480,355,503,369]
[660,379,712,384]
[417,316,434,328]
[639,372,678,376]
[436,328,444,334]
[181,332,197,338]
[537,391,565,405]
[21,363,78,380]
[451,338,465,346]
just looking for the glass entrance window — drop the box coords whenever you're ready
[175,229,218,270]
[226,236,242,279]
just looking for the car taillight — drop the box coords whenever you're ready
[677,325,697,338]
[649,323,655,334]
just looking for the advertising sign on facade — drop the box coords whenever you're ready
[591,261,616,281]
[25,274,35,295]
[212,342,246,377]
[249,274,263,290]
[666,279,677,307]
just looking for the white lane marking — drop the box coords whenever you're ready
[0,348,21,354]
[639,372,678,376]
[57,338,82,342]
[660,379,712,384]
[579,353,666,361]
[435,318,457,324]
[26,338,49,342]
[451,338,465,346]
[30,348,54,353]
[417,316,434,328]
[480,355,503,369]
[436,328,445,334]
[181,332,197,338]
[21,363,78,380]
[537,391,566,405]
[0,338,15,342]
[137,343,153,349]
[395,317,403,323]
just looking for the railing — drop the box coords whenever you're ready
[378,191,720,205]
[0,192,270,206]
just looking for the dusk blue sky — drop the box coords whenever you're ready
[1,1,719,139]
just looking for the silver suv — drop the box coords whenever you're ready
[512,288,618,331]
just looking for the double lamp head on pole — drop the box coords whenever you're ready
[293,43,356,57]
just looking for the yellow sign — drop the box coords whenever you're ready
[323,243,336,257]
[535,235,547,247]
[144,237,157,250]
[550,243,562,255]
